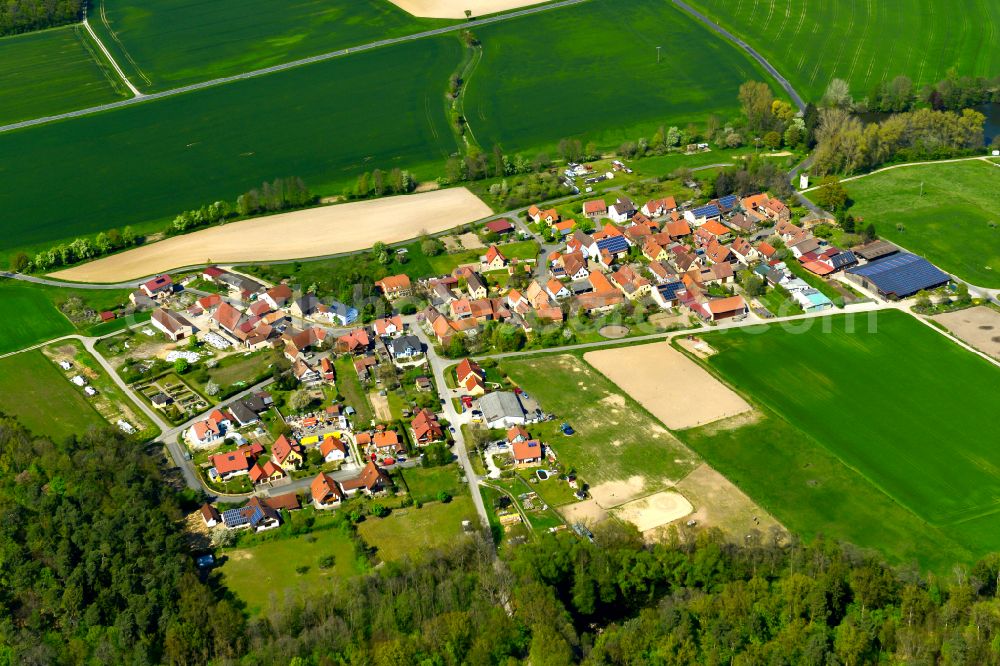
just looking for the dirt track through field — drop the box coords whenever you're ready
[388,0,549,19]
[50,188,492,282]
[584,342,752,430]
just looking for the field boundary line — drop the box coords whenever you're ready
[0,0,590,135]
[82,4,141,97]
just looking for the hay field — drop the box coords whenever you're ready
[685,0,1000,100]
[584,343,752,429]
[51,188,491,282]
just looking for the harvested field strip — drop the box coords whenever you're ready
[50,188,491,282]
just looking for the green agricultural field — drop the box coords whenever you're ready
[0,25,127,126]
[0,280,131,354]
[683,311,1000,571]
[686,0,1000,101]
[501,354,700,488]
[0,37,461,256]
[90,0,451,90]
[220,520,368,614]
[357,495,477,561]
[0,350,107,439]
[465,0,773,154]
[838,160,1000,288]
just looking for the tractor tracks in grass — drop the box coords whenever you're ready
[82,4,142,97]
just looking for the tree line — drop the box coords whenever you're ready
[172,176,313,234]
[17,225,140,273]
[826,70,1000,118]
[0,0,81,36]
[349,167,416,200]
[811,107,986,175]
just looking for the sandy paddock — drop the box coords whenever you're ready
[558,499,609,526]
[933,306,1000,361]
[588,475,650,508]
[584,343,752,430]
[612,491,693,533]
[675,463,784,541]
[387,0,549,19]
[51,188,492,283]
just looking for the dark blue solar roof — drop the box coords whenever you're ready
[717,195,738,211]
[692,203,720,219]
[221,507,249,528]
[657,282,686,300]
[829,250,857,269]
[847,253,949,296]
[596,236,630,254]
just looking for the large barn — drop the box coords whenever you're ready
[845,253,949,299]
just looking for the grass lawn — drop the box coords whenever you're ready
[685,0,1000,101]
[427,239,538,276]
[758,284,804,317]
[500,354,700,488]
[0,25,127,126]
[0,280,132,354]
[682,310,1000,571]
[240,241,435,303]
[465,0,775,155]
[90,0,451,90]
[400,464,464,503]
[220,520,367,615]
[784,259,846,306]
[837,160,1000,288]
[0,36,462,257]
[357,494,477,561]
[334,356,374,426]
[0,350,107,439]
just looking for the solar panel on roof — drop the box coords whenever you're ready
[596,236,629,253]
[717,195,738,211]
[847,253,948,297]
[692,204,720,218]
[658,282,685,300]
[221,507,248,528]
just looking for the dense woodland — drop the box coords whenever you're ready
[5,416,1000,664]
[0,0,80,36]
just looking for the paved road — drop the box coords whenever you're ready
[671,0,805,112]
[408,317,492,531]
[0,0,590,135]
